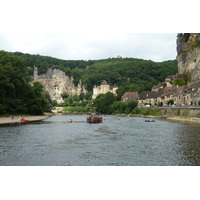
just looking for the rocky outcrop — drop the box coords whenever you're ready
[177,33,200,83]
[33,66,87,103]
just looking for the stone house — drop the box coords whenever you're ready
[138,91,150,106]
[138,76,200,107]
[121,92,138,102]
[92,80,118,99]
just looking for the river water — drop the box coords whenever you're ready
[0,115,200,166]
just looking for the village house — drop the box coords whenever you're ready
[137,74,200,107]
[92,80,118,99]
[121,92,138,102]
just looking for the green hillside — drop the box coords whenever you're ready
[12,52,178,93]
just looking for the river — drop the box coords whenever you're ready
[0,115,200,166]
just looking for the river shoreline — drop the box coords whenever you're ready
[0,115,50,125]
[128,114,200,124]
[1,113,199,125]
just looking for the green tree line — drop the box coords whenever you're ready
[12,52,178,94]
[0,51,52,115]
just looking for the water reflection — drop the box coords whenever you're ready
[0,115,200,166]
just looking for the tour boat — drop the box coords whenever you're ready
[87,114,103,123]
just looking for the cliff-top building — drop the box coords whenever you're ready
[92,80,118,99]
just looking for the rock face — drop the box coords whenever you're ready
[177,33,200,83]
[33,66,87,103]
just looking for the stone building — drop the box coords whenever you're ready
[121,92,138,102]
[33,66,87,103]
[138,78,200,107]
[92,80,118,99]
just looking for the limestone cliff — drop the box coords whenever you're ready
[177,33,200,83]
[33,66,87,103]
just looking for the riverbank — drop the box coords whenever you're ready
[128,114,200,124]
[166,116,200,123]
[0,115,50,125]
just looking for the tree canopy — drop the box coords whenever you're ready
[12,52,178,94]
[0,51,51,115]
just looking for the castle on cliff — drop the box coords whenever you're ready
[33,66,87,103]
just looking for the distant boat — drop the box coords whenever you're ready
[67,119,73,123]
[20,118,30,123]
[145,119,155,122]
[87,114,103,123]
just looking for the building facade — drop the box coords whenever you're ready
[92,80,118,99]
[137,74,200,107]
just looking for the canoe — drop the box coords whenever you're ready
[20,118,30,123]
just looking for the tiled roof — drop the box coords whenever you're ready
[139,91,150,100]
[101,80,108,85]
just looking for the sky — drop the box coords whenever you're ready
[1,0,199,63]
[0,33,177,62]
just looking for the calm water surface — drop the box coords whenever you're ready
[0,115,200,166]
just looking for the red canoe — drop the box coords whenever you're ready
[20,118,30,123]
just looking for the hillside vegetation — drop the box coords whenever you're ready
[1,51,178,115]
[0,51,52,115]
[13,52,178,93]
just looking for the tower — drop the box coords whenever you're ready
[33,65,38,81]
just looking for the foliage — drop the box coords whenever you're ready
[168,99,174,105]
[0,50,52,115]
[93,93,138,114]
[12,52,178,93]
[63,106,88,113]
[140,108,162,116]
[173,79,188,86]
[93,92,116,114]
[180,33,191,42]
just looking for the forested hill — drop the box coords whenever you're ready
[12,52,178,93]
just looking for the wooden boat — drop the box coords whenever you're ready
[87,114,103,123]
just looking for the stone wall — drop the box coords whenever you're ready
[158,107,200,117]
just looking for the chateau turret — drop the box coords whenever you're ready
[177,33,200,83]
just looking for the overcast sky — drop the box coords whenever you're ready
[0,33,177,62]
[1,0,197,62]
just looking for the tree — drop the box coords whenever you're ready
[168,99,174,105]
[94,92,116,114]
[128,100,138,110]
[129,84,139,92]
[0,50,51,115]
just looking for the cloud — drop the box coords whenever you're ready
[0,33,177,62]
